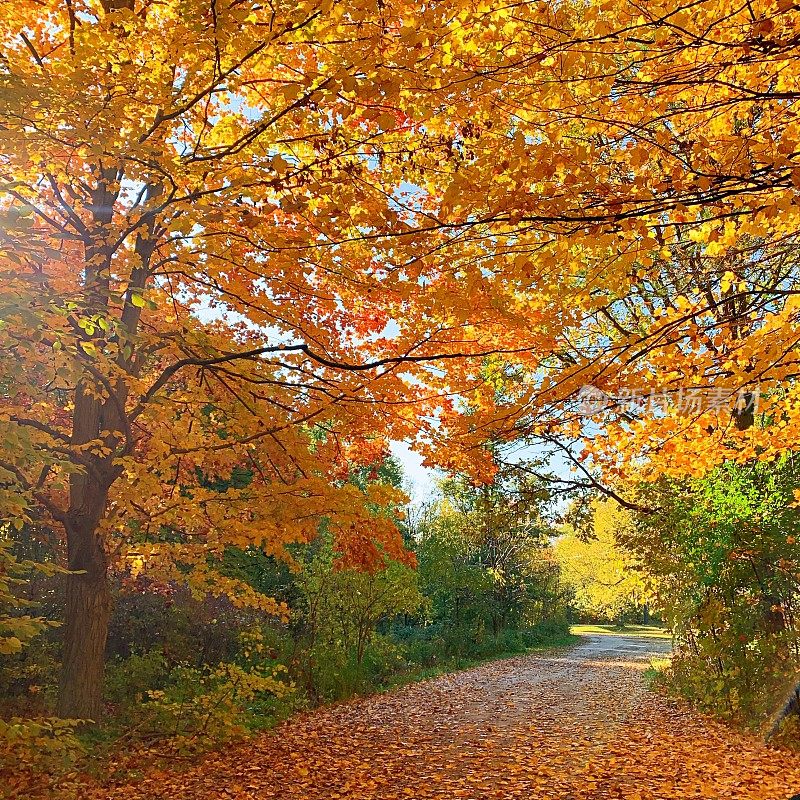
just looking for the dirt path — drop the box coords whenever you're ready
[96,634,800,800]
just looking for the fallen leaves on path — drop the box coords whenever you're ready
[56,638,800,799]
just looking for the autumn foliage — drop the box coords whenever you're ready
[3,0,800,784]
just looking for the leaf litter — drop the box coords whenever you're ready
[65,636,800,799]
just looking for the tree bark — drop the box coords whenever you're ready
[57,543,112,720]
[57,386,115,720]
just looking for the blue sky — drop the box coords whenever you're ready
[390,440,440,504]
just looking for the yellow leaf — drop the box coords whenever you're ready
[720,271,736,293]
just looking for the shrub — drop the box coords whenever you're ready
[143,661,293,747]
[0,716,83,773]
[625,459,800,728]
[104,648,169,707]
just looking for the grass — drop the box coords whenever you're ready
[571,624,673,640]
[643,657,673,688]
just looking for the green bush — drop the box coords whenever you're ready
[391,625,445,667]
[360,636,409,684]
[99,628,299,750]
[389,619,573,669]
[625,457,800,729]
[128,660,294,749]
[105,648,169,706]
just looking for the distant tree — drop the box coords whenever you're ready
[416,466,565,636]
[554,500,650,624]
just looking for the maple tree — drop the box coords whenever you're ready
[0,0,483,721]
[455,0,800,494]
[3,0,800,736]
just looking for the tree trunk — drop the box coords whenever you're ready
[57,384,115,720]
[57,557,112,720]
[54,140,153,721]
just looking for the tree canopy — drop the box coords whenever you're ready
[3,0,800,727]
